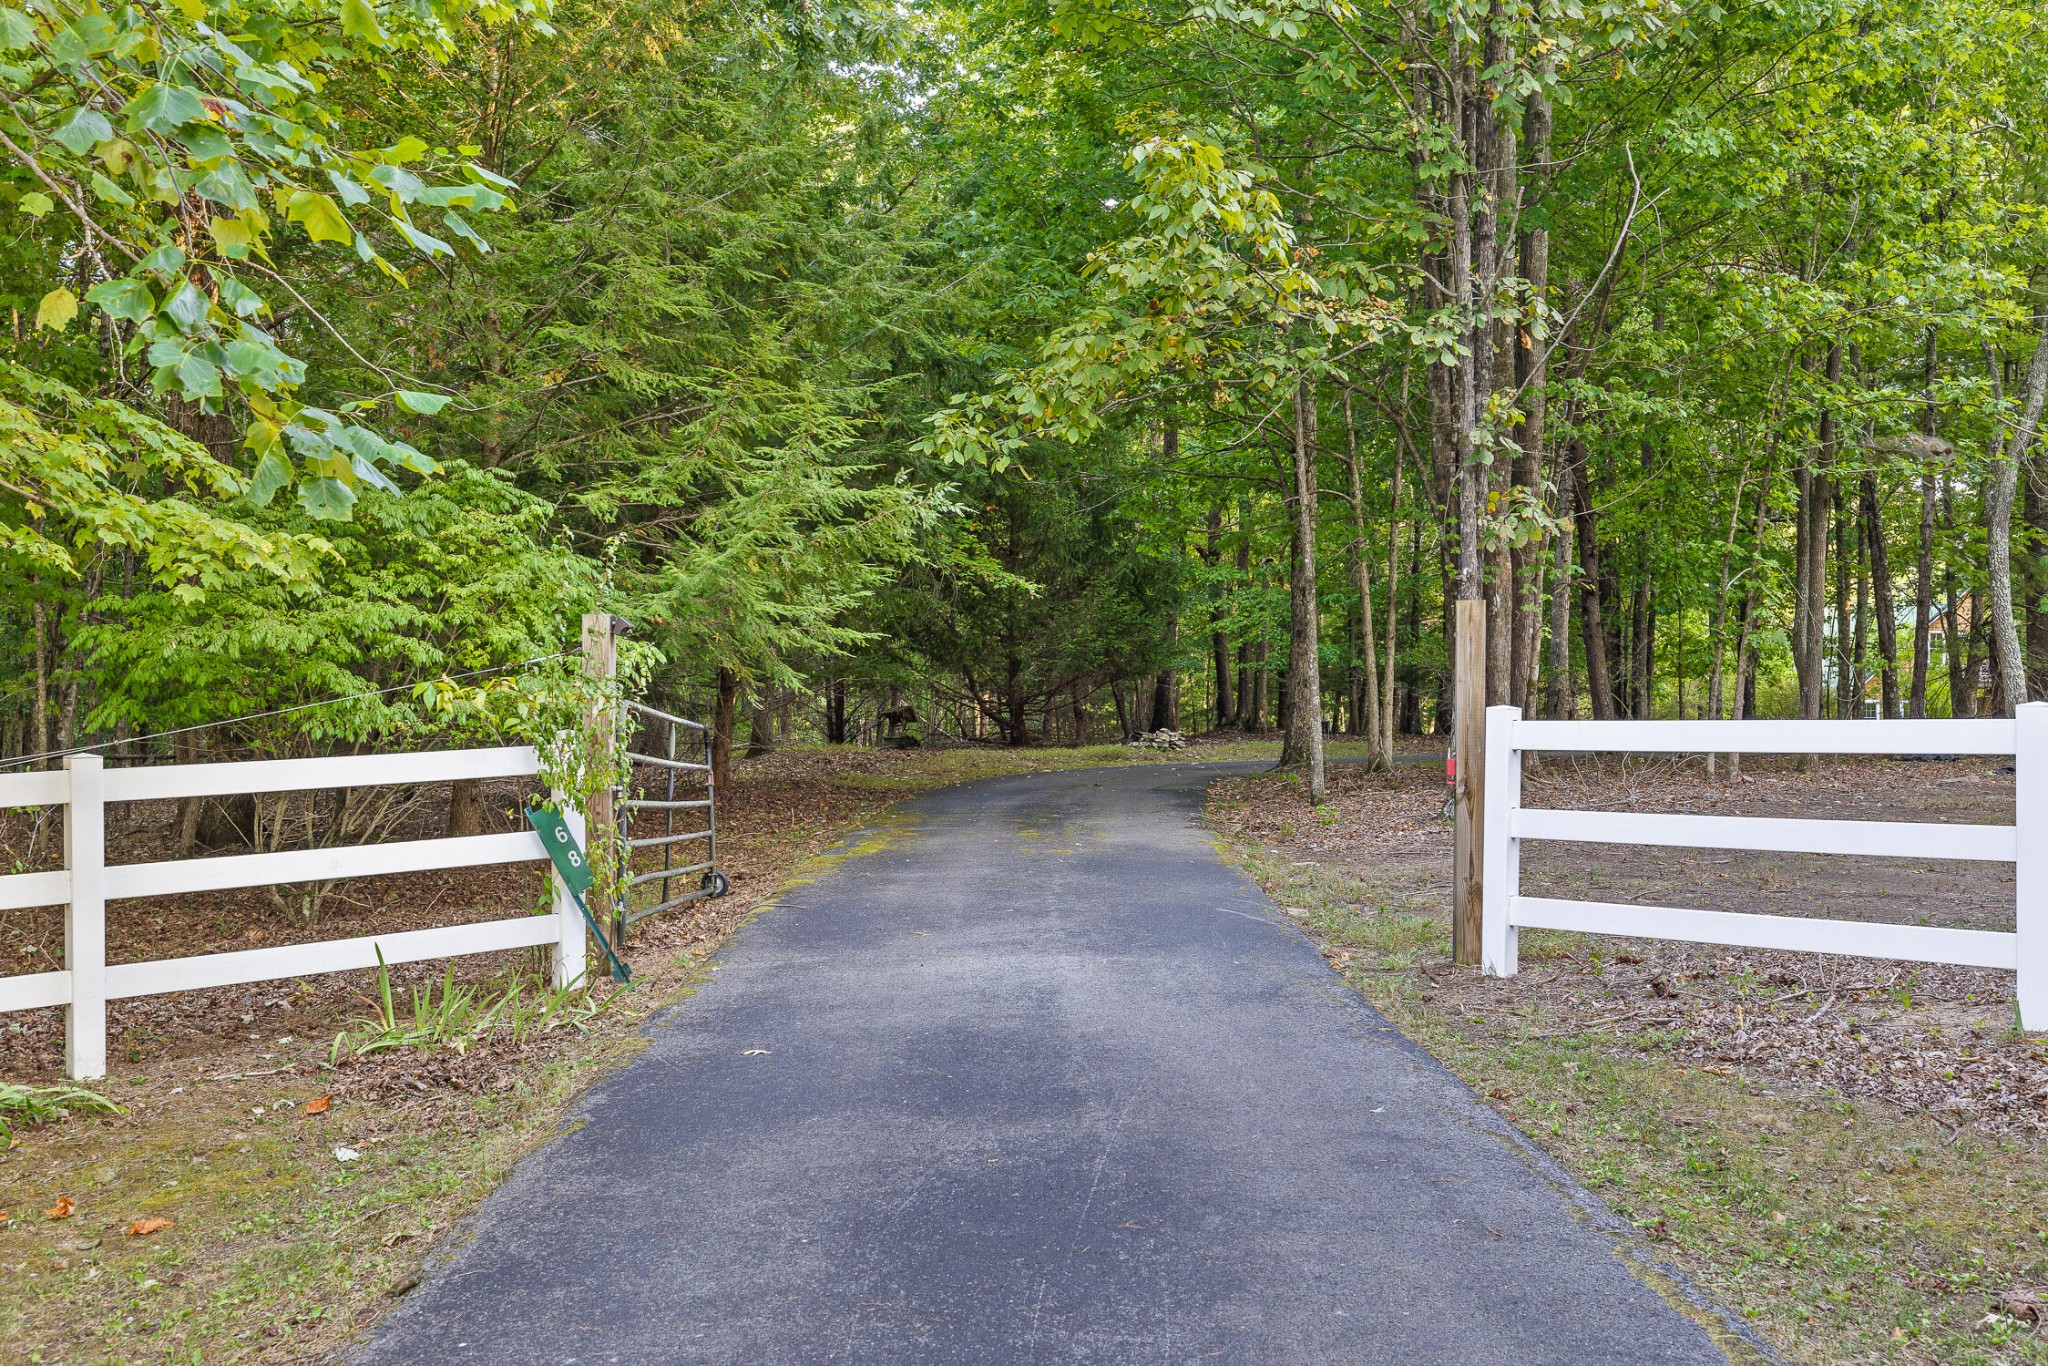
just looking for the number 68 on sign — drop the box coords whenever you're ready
[526,807,594,898]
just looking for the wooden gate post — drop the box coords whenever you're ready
[1452,599,1485,965]
[582,613,618,935]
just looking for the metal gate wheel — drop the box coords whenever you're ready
[703,870,731,899]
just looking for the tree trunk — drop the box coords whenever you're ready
[1278,380,1326,802]
[1985,300,2048,715]
[30,591,50,763]
[1545,474,1573,719]
[825,678,848,743]
[746,688,775,759]
[1794,343,1843,720]
[1630,577,1653,719]
[1911,326,1939,718]
[712,667,739,786]
[1511,80,1553,713]
[1252,640,1269,731]
[1862,472,1899,718]
[1944,478,1968,715]
[1207,503,1231,730]
[446,779,487,837]
[1707,461,1753,727]
[1235,500,1254,727]
[1151,663,1177,732]
[1342,390,1385,766]
[1380,431,1404,764]
[1568,441,1617,718]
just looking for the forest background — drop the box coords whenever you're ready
[6,0,2048,810]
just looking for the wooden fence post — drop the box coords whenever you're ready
[1453,599,1486,965]
[582,613,618,936]
[64,753,107,1080]
[2017,702,2045,1031]
[1482,705,1520,977]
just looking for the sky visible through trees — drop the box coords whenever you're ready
[4,0,2047,781]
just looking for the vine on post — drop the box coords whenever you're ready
[415,626,660,977]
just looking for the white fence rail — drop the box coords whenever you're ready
[0,747,587,1079]
[1481,704,2045,1031]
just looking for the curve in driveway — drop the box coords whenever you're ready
[355,763,1761,1364]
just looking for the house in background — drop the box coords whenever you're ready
[1851,596,1987,717]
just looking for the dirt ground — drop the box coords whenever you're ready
[1214,753,2043,1136]
[1208,751,2048,1365]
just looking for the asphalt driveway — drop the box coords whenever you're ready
[354,763,1754,1364]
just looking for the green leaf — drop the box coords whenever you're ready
[139,243,187,280]
[385,136,429,163]
[390,217,452,257]
[396,390,452,414]
[368,164,426,200]
[248,449,292,506]
[36,287,78,331]
[0,8,33,49]
[125,83,208,135]
[17,191,52,218]
[299,476,357,520]
[164,281,210,333]
[327,171,371,207]
[53,107,113,156]
[286,191,353,245]
[340,0,386,44]
[351,452,400,494]
[49,24,86,66]
[464,162,517,190]
[89,172,134,206]
[220,278,267,318]
[208,215,257,255]
[85,277,155,323]
[176,353,222,397]
[440,210,490,252]
[386,439,434,474]
[174,124,235,163]
[194,162,259,212]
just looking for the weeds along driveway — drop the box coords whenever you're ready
[353,763,1758,1364]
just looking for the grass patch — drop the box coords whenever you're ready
[0,1083,124,1148]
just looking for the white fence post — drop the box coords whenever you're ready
[1482,705,1521,977]
[64,754,107,1081]
[550,796,589,991]
[2016,703,2046,1031]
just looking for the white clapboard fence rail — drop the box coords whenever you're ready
[1481,703,2046,1030]
[0,747,588,1080]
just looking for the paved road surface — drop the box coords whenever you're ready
[356,764,1755,1364]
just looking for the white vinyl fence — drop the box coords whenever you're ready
[1482,703,2045,1031]
[0,747,586,1080]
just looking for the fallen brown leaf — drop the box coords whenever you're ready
[45,1196,75,1220]
[305,1094,333,1115]
[1488,1086,1515,1101]
[127,1217,174,1238]
[1993,1289,2042,1323]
